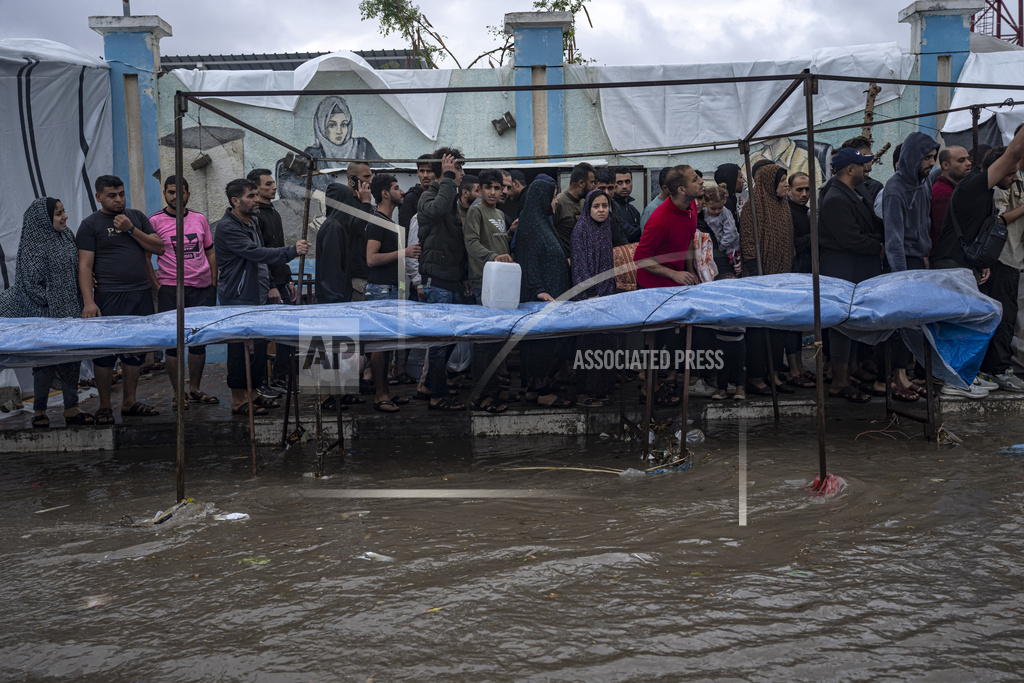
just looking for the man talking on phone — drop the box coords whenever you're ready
[345,161,374,301]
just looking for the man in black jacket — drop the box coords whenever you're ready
[818,148,882,404]
[248,168,295,393]
[612,166,642,242]
[417,147,468,411]
[214,178,308,415]
[398,154,435,230]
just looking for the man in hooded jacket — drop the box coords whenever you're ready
[883,132,939,272]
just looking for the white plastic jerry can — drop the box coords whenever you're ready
[481,260,522,309]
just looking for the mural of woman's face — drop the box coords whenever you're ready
[325,112,350,145]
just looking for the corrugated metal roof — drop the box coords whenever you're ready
[160,50,428,72]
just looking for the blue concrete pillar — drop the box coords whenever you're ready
[504,12,572,162]
[899,1,984,136]
[88,15,171,214]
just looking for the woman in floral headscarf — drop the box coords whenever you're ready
[0,198,90,427]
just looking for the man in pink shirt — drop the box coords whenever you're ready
[633,164,703,288]
[148,175,219,409]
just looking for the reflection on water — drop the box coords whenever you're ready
[1,417,1023,681]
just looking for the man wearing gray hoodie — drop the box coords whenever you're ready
[883,132,940,272]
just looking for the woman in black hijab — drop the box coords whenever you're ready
[512,175,574,407]
[714,163,746,223]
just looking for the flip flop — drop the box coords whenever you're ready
[472,397,508,413]
[188,390,220,405]
[428,396,466,411]
[95,408,115,425]
[65,411,95,426]
[32,414,49,428]
[389,395,410,405]
[373,400,401,413]
[253,395,280,409]
[233,402,269,416]
[121,402,160,417]
[829,385,871,403]
[320,396,349,412]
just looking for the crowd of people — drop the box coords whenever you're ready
[5,123,1024,426]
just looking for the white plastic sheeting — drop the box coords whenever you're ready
[594,43,914,152]
[0,39,112,294]
[942,52,1024,139]
[172,51,452,142]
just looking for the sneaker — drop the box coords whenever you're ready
[689,378,717,398]
[726,383,736,394]
[710,388,728,400]
[258,384,283,399]
[993,371,1024,392]
[733,386,746,401]
[974,374,999,390]
[941,382,989,399]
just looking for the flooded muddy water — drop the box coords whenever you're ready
[2,415,1024,681]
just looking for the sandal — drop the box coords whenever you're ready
[32,414,49,429]
[413,390,432,401]
[472,397,508,413]
[173,396,189,411]
[65,411,95,426]
[121,402,160,417]
[745,383,773,396]
[428,396,466,412]
[373,399,401,413]
[253,395,280,409]
[233,402,269,416]
[188,390,219,405]
[829,385,871,403]
[320,396,349,412]
[339,394,365,405]
[391,372,416,385]
[891,383,920,402]
[389,395,410,405]
[578,397,605,407]
[787,374,816,389]
[95,408,115,425]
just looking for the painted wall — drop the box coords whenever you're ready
[157,61,932,251]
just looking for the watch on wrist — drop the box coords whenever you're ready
[126,226,135,235]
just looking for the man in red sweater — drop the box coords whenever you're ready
[633,165,704,288]
[929,145,971,257]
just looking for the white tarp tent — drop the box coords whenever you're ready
[172,51,452,142]
[594,43,914,151]
[0,39,113,293]
[942,51,1024,141]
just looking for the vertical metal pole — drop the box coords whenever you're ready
[642,331,656,460]
[803,72,828,483]
[315,375,325,477]
[740,144,780,421]
[884,339,894,415]
[972,107,980,159]
[174,93,186,503]
[680,325,692,446]
[281,358,292,447]
[243,341,257,477]
[923,338,937,441]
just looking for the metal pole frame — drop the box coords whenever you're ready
[802,72,829,483]
[174,93,187,502]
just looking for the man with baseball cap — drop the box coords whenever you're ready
[817,147,884,404]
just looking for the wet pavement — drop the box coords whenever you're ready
[1,410,1023,680]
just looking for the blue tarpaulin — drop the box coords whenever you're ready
[0,270,998,387]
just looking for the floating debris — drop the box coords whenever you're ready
[358,551,396,563]
[213,512,250,521]
[340,510,371,519]
[120,498,193,528]
[239,557,271,567]
[35,505,69,514]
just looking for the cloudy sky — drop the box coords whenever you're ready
[5,0,910,66]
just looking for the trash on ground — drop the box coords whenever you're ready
[422,607,443,613]
[213,512,250,521]
[685,429,705,444]
[1000,444,1024,455]
[35,505,69,514]
[358,551,396,562]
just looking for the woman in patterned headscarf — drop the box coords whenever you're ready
[0,198,90,427]
[737,164,802,396]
